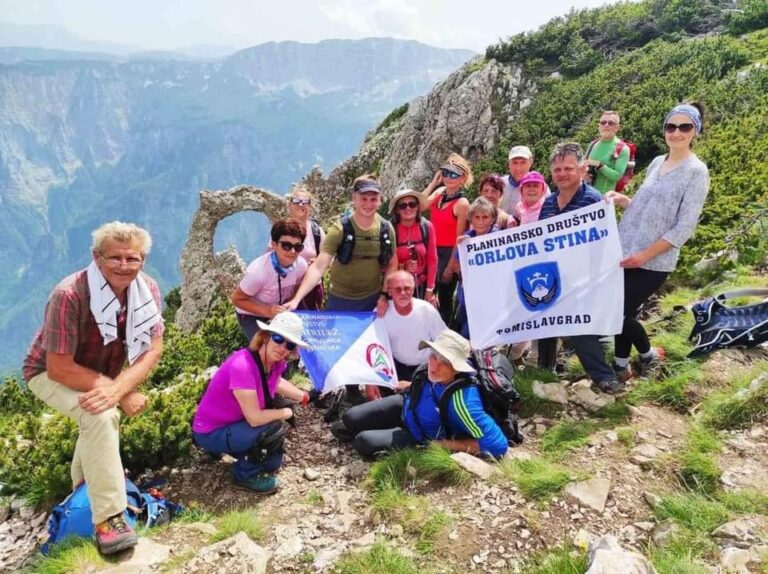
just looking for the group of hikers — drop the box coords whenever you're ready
[22,102,709,555]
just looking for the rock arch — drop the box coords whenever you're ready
[176,185,286,332]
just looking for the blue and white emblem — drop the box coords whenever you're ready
[515,262,561,312]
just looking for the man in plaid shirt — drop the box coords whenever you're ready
[23,221,164,555]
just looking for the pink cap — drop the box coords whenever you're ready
[519,171,546,188]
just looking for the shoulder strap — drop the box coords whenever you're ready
[420,219,429,246]
[248,348,273,409]
[438,377,474,438]
[378,216,393,266]
[716,288,768,303]
[585,139,598,159]
[310,219,322,254]
[614,140,627,157]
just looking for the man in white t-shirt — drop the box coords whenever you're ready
[231,219,309,341]
[382,270,447,383]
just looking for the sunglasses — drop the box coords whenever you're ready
[290,198,311,206]
[599,119,618,126]
[270,333,297,351]
[392,285,414,293]
[441,169,462,180]
[397,201,419,210]
[664,122,695,134]
[278,241,304,252]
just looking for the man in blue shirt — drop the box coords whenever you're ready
[537,142,623,394]
[332,330,508,459]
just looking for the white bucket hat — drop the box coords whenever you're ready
[256,312,311,349]
[418,330,475,373]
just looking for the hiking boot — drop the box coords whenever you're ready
[638,347,666,378]
[330,420,355,443]
[612,362,632,384]
[95,513,138,555]
[592,378,625,395]
[234,473,279,494]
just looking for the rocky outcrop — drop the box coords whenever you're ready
[176,185,285,332]
[303,56,535,219]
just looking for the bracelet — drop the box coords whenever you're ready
[301,392,310,406]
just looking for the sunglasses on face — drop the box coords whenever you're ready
[392,285,414,293]
[664,122,695,134]
[278,241,304,252]
[397,201,419,210]
[290,198,311,206]
[441,169,462,180]
[270,333,297,351]
[599,120,618,126]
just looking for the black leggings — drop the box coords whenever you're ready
[436,246,458,325]
[614,268,668,358]
[342,395,419,457]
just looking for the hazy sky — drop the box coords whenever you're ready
[0,0,615,53]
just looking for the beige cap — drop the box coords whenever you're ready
[256,312,311,349]
[508,145,533,160]
[418,330,475,373]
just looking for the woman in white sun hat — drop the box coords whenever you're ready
[192,312,314,494]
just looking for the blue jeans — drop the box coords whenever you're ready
[193,421,283,481]
[569,334,615,384]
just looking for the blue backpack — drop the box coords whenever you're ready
[41,478,182,554]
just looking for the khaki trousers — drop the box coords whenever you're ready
[28,372,126,525]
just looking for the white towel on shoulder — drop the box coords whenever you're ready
[87,261,162,365]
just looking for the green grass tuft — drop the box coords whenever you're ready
[627,365,699,411]
[679,451,721,495]
[591,401,632,424]
[699,362,768,429]
[520,545,588,573]
[367,445,469,492]
[498,457,578,500]
[29,537,106,574]
[414,511,451,555]
[650,548,712,574]
[539,420,598,457]
[212,508,264,542]
[616,427,637,449]
[653,492,729,533]
[333,540,418,574]
[716,489,768,514]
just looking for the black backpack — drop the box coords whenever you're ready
[309,219,322,254]
[688,288,768,357]
[335,214,393,266]
[408,348,523,447]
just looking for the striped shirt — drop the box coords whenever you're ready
[23,269,164,381]
[538,182,603,220]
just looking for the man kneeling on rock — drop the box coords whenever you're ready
[331,330,508,459]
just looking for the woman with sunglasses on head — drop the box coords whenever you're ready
[231,219,308,341]
[389,189,438,306]
[192,312,313,493]
[420,153,472,324]
[605,102,709,380]
[285,185,325,310]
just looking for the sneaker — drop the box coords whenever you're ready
[638,347,666,378]
[95,513,138,555]
[592,378,626,395]
[612,362,632,384]
[234,473,279,494]
[330,420,355,443]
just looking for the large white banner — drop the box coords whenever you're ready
[459,201,624,349]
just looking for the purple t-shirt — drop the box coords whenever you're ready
[192,348,286,434]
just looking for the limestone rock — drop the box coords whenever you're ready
[586,535,658,574]
[651,520,680,548]
[569,383,616,412]
[719,547,752,573]
[564,478,611,513]
[185,531,270,574]
[303,468,321,481]
[630,444,662,468]
[100,538,171,573]
[177,185,285,333]
[712,517,767,549]
[532,381,569,404]
[450,452,495,480]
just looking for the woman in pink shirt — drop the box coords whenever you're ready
[192,312,313,493]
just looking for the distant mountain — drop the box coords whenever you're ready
[0,37,474,374]
[0,21,142,54]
